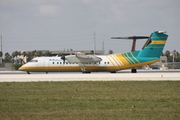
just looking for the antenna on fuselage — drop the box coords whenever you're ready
[111,36,149,51]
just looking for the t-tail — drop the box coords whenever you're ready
[119,31,168,70]
[137,31,168,58]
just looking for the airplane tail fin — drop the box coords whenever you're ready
[137,31,168,58]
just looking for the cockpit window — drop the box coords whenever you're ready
[30,60,38,62]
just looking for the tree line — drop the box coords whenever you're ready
[0,50,53,64]
[163,50,180,62]
[0,50,180,64]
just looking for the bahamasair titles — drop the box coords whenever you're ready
[19,31,168,74]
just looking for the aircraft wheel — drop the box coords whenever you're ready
[131,69,137,73]
[26,71,30,74]
[82,71,91,74]
[111,71,116,73]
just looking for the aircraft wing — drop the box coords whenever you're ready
[61,52,102,63]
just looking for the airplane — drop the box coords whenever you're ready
[18,31,168,74]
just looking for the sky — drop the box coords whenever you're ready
[0,0,180,56]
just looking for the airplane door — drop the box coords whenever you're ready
[97,61,106,71]
[44,58,49,71]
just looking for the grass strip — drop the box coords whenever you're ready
[0,81,180,120]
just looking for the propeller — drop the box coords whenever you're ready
[61,55,66,64]
[111,36,149,51]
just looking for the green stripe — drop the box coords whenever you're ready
[130,52,140,63]
[122,53,133,64]
[127,52,138,64]
[126,53,135,64]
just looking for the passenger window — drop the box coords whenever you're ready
[57,62,59,64]
[53,62,54,64]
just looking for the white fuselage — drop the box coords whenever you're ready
[19,55,124,72]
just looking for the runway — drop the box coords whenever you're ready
[0,70,180,82]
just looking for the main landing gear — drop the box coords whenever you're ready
[26,71,30,74]
[131,68,137,73]
[80,64,91,74]
[82,71,91,74]
[111,71,117,73]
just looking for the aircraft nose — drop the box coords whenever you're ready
[18,66,25,71]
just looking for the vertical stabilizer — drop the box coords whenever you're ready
[137,31,168,58]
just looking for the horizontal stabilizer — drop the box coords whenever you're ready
[111,36,149,39]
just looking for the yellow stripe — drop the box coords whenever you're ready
[151,40,166,44]
[130,52,140,63]
[116,54,130,66]
[20,66,121,72]
[111,55,120,66]
[109,55,118,66]
[125,53,135,64]
[19,59,160,72]
[114,55,124,66]
[106,56,115,66]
